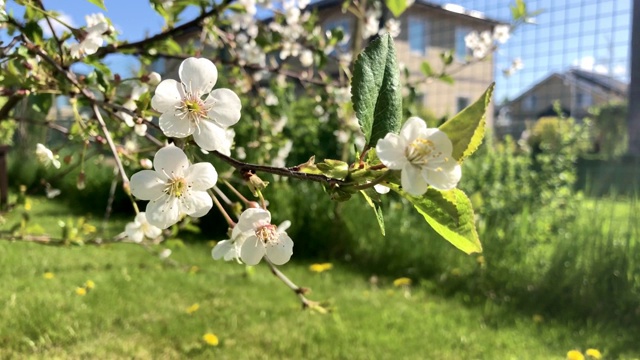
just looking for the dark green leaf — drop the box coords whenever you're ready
[86,0,107,10]
[352,34,402,148]
[392,185,481,254]
[360,190,385,236]
[385,0,409,17]
[439,83,494,162]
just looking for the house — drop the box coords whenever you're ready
[314,0,502,127]
[496,68,628,139]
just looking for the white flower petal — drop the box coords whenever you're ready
[212,239,235,260]
[152,79,183,113]
[265,233,294,265]
[425,128,454,159]
[159,111,195,138]
[277,220,291,233]
[236,208,271,233]
[205,88,242,127]
[375,133,407,170]
[181,190,212,218]
[125,222,144,243]
[401,163,429,196]
[192,120,231,153]
[134,212,147,224]
[240,235,266,265]
[144,225,163,239]
[179,57,218,94]
[400,117,427,144]
[146,196,181,229]
[374,184,390,194]
[184,163,218,191]
[153,145,190,177]
[423,160,462,190]
[130,170,166,200]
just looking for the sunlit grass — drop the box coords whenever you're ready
[2,197,639,358]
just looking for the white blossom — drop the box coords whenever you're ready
[36,143,61,169]
[379,19,401,38]
[299,49,313,67]
[119,84,148,127]
[212,226,246,263]
[492,24,510,44]
[235,208,294,265]
[140,158,153,169]
[130,145,218,229]
[376,117,461,196]
[69,13,109,58]
[46,186,61,199]
[151,57,241,154]
[124,212,162,243]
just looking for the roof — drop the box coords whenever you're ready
[310,0,506,25]
[507,68,628,104]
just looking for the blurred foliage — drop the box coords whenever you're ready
[587,101,628,159]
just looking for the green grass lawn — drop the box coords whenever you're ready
[0,197,636,359]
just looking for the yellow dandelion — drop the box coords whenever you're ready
[189,266,199,274]
[43,272,55,279]
[202,333,219,346]
[476,255,485,265]
[85,280,95,289]
[75,287,87,296]
[586,349,602,359]
[393,277,412,287]
[309,263,333,273]
[532,314,544,324]
[207,240,217,247]
[186,303,200,314]
[82,223,97,235]
[24,199,32,211]
[567,350,585,360]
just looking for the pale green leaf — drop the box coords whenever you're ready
[352,34,402,148]
[86,0,107,10]
[385,0,409,17]
[360,190,385,236]
[391,185,482,254]
[439,83,494,162]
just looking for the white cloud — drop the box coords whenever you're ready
[39,12,75,37]
[572,56,627,76]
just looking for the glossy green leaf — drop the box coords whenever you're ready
[391,185,482,254]
[439,83,494,162]
[352,34,402,148]
[361,190,385,236]
[420,61,433,77]
[385,0,409,17]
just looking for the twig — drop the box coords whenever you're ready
[265,259,320,310]
[212,151,348,187]
[207,189,236,227]
[91,103,130,187]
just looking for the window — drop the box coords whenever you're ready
[456,97,470,112]
[523,95,537,111]
[408,17,427,55]
[324,18,352,53]
[151,57,166,74]
[455,26,471,60]
[576,92,592,107]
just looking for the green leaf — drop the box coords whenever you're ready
[439,83,494,162]
[360,190,385,236]
[420,61,433,77]
[86,0,107,10]
[438,74,455,85]
[316,159,349,179]
[392,185,482,254]
[352,34,402,149]
[385,0,409,17]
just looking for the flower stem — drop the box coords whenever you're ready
[207,189,236,227]
[264,259,321,310]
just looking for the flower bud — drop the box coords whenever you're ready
[77,171,86,190]
[246,174,269,196]
[147,72,162,86]
[140,158,152,169]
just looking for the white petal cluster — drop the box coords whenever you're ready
[379,19,401,38]
[503,57,524,77]
[212,208,293,265]
[69,13,110,58]
[464,25,511,60]
[124,212,162,243]
[363,3,382,38]
[130,145,218,229]
[119,84,148,127]
[151,58,241,155]
[376,117,461,196]
[36,143,61,169]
